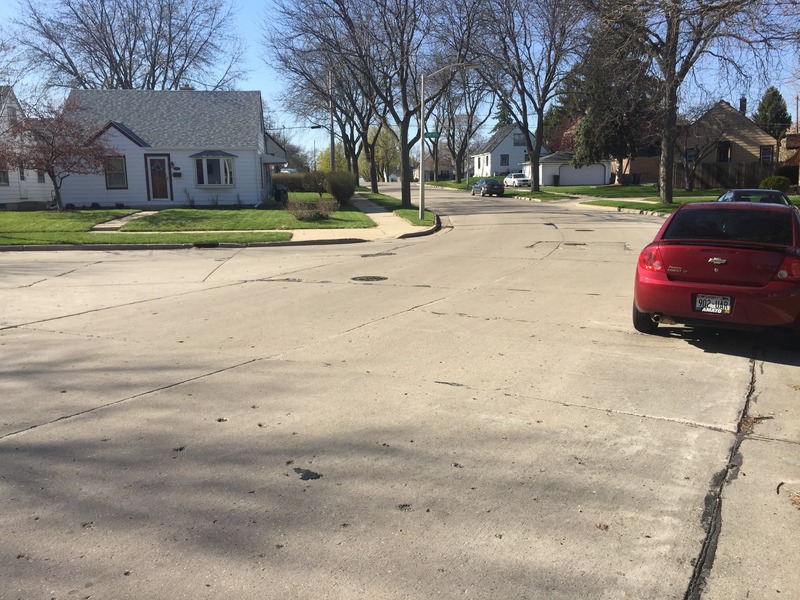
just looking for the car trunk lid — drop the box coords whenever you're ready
[658,243,786,286]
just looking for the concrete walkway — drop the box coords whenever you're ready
[89,199,437,242]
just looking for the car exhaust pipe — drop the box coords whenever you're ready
[651,313,678,325]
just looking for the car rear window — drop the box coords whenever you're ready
[663,208,795,246]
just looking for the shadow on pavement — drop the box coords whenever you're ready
[652,326,800,366]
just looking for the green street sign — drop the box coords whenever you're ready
[424,131,442,139]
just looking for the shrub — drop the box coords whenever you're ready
[774,164,799,185]
[273,172,307,192]
[302,171,327,198]
[326,171,357,204]
[285,197,339,220]
[759,175,791,192]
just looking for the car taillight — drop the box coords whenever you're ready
[639,245,665,272]
[774,249,800,281]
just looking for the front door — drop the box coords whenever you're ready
[18,166,28,199]
[146,155,170,201]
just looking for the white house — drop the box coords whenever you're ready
[471,124,548,177]
[0,86,55,209]
[60,89,286,208]
[524,151,612,186]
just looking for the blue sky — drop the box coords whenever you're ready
[2,0,798,152]
[0,0,328,152]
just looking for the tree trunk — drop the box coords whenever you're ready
[615,157,624,185]
[530,113,545,192]
[432,142,439,182]
[399,117,414,207]
[48,171,64,211]
[659,84,678,204]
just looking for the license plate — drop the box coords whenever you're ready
[694,294,732,314]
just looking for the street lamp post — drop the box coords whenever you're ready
[419,63,479,221]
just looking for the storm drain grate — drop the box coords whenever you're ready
[361,252,396,258]
[351,276,388,282]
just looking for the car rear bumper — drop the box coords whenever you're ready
[634,271,800,329]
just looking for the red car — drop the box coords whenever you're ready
[633,202,800,335]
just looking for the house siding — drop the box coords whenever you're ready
[59,91,272,208]
[0,87,56,208]
[675,100,777,189]
[472,126,539,178]
[61,135,265,207]
[539,162,609,186]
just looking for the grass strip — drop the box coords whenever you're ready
[0,231,292,246]
[360,193,435,226]
[120,205,375,231]
[0,209,138,232]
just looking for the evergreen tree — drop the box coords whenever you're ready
[569,22,661,183]
[752,87,792,142]
[491,100,514,132]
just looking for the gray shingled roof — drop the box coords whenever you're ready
[68,89,264,149]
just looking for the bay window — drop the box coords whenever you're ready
[194,153,235,186]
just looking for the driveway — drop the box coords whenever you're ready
[1,184,797,599]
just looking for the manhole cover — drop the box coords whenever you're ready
[351,276,388,282]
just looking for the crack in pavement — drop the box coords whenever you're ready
[0,356,264,441]
[0,280,251,332]
[683,357,758,600]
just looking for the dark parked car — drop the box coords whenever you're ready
[633,202,800,335]
[716,188,792,205]
[471,178,504,197]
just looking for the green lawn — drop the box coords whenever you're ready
[121,204,375,231]
[0,200,374,246]
[360,192,436,226]
[0,209,138,232]
[556,184,800,211]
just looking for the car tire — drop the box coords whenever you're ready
[632,303,658,334]
[480,190,486,197]
[471,189,475,196]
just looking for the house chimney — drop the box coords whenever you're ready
[739,96,747,114]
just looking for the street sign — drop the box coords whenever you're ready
[424,131,441,139]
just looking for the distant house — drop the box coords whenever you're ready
[60,89,286,208]
[0,86,55,209]
[472,124,548,177]
[524,151,611,186]
[627,99,777,189]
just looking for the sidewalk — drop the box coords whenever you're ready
[89,198,438,243]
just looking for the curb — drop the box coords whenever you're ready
[0,217,440,253]
[398,213,441,239]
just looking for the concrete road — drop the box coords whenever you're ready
[1,184,798,599]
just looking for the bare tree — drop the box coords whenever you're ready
[588,0,794,203]
[476,0,586,191]
[265,9,386,189]
[15,0,245,91]
[437,69,493,183]
[0,96,113,210]
[265,0,476,207]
